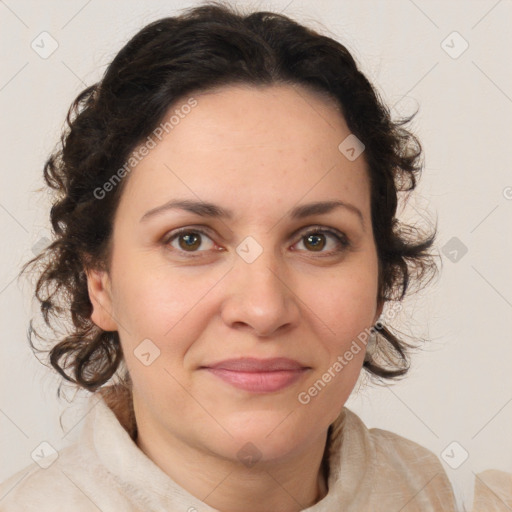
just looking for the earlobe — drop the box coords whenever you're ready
[85,268,118,331]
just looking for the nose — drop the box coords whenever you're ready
[220,246,300,338]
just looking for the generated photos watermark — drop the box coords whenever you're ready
[297,302,403,405]
[93,97,198,200]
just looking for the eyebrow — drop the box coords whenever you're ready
[140,199,365,229]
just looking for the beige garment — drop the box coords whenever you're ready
[0,386,458,511]
[472,469,512,511]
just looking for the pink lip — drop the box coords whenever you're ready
[201,358,310,393]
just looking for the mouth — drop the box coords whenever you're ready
[200,357,311,393]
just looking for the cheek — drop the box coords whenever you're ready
[111,267,206,409]
[296,276,374,422]
[296,263,377,404]
[110,246,188,328]
[305,264,379,342]
[110,257,221,358]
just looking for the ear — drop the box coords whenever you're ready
[85,268,118,331]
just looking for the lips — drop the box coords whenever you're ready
[206,357,307,372]
[201,357,310,393]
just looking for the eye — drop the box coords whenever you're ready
[164,228,216,255]
[163,225,350,258]
[293,227,350,256]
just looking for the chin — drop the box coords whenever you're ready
[211,409,321,462]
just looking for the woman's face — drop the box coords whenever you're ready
[88,84,382,463]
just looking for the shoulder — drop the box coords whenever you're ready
[342,408,447,473]
[0,443,78,511]
[340,408,457,510]
[0,441,126,511]
[368,423,449,479]
[369,425,446,469]
[472,469,512,511]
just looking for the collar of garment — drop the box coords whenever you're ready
[57,385,455,511]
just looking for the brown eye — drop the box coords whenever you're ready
[295,227,349,256]
[165,229,216,255]
[303,233,326,251]
[163,226,349,258]
[178,232,202,251]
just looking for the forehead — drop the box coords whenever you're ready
[120,83,370,220]
[167,83,347,156]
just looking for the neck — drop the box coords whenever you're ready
[134,413,330,512]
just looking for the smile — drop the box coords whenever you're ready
[201,357,311,393]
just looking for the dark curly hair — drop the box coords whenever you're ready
[21,1,438,402]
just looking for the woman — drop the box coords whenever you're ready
[0,2,463,510]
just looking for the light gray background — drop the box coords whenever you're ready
[1,0,511,509]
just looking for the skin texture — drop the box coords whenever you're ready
[86,83,383,512]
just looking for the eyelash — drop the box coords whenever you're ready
[162,225,350,258]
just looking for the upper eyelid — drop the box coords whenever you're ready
[165,224,347,247]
